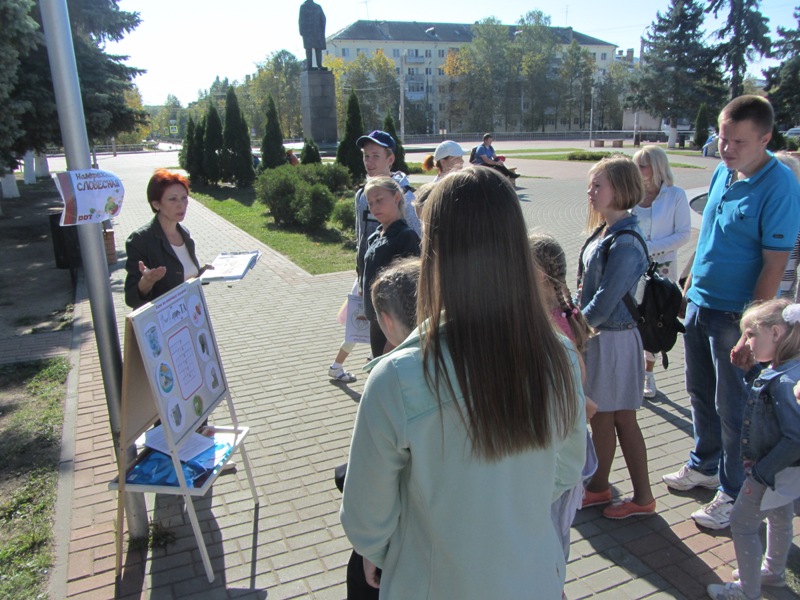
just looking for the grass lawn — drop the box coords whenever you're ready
[190,185,355,275]
[0,358,71,600]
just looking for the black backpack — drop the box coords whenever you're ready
[612,230,686,368]
[469,145,479,164]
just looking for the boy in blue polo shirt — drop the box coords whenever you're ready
[663,96,800,531]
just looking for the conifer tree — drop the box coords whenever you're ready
[189,117,206,185]
[222,87,254,187]
[203,104,223,185]
[336,91,366,181]
[300,138,322,164]
[694,103,710,148]
[383,111,408,173]
[634,0,725,147]
[261,96,286,170]
[180,116,195,171]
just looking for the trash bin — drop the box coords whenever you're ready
[678,134,686,149]
[50,212,82,269]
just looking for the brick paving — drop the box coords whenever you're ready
[16,145,796,598]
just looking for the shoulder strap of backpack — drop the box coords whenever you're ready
[607,229,649,324]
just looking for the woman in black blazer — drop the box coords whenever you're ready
[124,169,206,309]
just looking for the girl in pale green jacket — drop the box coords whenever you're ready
[341,167,587,600]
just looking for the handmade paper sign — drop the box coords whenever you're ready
[53,169,125,225]
[345,294,371,344]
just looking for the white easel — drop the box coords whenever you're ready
[110,279,258,582]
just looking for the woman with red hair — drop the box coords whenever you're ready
[124,169,207,308]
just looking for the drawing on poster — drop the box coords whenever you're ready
[205,362,221,391]
[196,329,212,361]
[168,398,184,431]
[168,327,203,400]
[193,394,204,416]
[145,323,162,358]
[188,294,205,327]
[157,362,175,394]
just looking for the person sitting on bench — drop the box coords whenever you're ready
[472,133,519,179]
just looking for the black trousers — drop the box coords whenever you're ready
[347,550,380,600]
[484,162,516,178]
[369,318,387,359]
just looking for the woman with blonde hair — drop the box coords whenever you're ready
[341,167,586,599]
[578,156,655,519]
[631,145,691,397]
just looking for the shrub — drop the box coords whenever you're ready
[255,165,300,225]
[331,197,356,232]
[301,139,322,164]
[694,103,710,149]
[296,163,351,193]
[567,151,620,161]
[294,183,335,230]
[261,96,286,170]
[336,91,367,182]
[768,125,786,152]
[787,137,799,151]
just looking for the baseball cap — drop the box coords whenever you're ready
[356,130,396,153]
[434,140,465,162]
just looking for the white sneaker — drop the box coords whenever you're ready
[707,581,760,599]
[328,366,356,383]
[732,565,786,587]
[662,465,720,491]
[692,490,734,529]
[643,371,657,398]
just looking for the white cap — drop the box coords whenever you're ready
[434,140,465,162]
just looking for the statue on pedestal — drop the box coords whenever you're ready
[299,0,326,70]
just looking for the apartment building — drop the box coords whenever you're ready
[325,20,617,133]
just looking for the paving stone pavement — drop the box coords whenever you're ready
[38,145,799,599]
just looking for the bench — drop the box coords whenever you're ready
[593,140,605,148]
[612,140,623,148]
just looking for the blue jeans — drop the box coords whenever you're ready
[683,302,747,498]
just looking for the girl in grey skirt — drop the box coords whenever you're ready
[577,157,656,520]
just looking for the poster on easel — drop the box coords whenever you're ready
[130,281,227,446]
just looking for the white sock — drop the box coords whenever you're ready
[331,362,342,370]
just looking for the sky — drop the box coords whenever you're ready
[106,0,798,107]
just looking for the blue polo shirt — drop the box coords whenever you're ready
[687,155,800,312]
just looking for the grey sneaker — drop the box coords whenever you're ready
[692,490,734,529]
[732,565,786,587]
[329,366,356,383]
[663,465,720,491]
[706,581,759,599]
[644,371,657,398]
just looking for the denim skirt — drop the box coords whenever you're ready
[583,328,645,412]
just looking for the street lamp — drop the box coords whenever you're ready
[426,27,437,135]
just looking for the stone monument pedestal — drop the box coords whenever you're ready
[301,70,337,146]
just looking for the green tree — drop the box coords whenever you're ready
[300,138,321,164]
[1,0,145,173]
[336,91,366,181]
[558,41,595,131]
[515,11,559,131]
[179,116,195,170]
[261,95,286,169]
[115,86,150,145]
[152,95,185,141]
[594,62,631,130]
[189,117,206,185]
[203,104,223,185]
[634,0,725,147]
[221,87,254,187]
[0,0,39,174]
[241,50,303,138]
[383,112,407,173]
[694,103,710,148]
[764,7,799,128]
[707,0,772,99]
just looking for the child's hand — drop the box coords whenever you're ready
[585,396,597,421]
[794,380,800,404]
[743,460,754,476]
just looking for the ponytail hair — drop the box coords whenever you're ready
[423,154,436,172]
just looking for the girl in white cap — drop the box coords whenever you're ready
[423,140,465,182]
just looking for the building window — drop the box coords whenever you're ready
[523,101,530,110]
[408,49,419,57]
[408,67,418,75]
[409,82,424,93]
[438,68,445,76]
[395,67,400,75]
[591,52,596,61]
[392,49,400,58]
[439,103,446,111]
[546,117,555,125]
[438,85,446,94]
[425,67,432,75]
[438,49,446,58]
[601,52,607,61]
[560,117,568,125]
[425,49,432,57]
[573,117,580,125]
[341,48,350,58]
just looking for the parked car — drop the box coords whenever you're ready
[786,127,800,139]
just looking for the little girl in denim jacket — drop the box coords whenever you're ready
[707,298,800,600]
